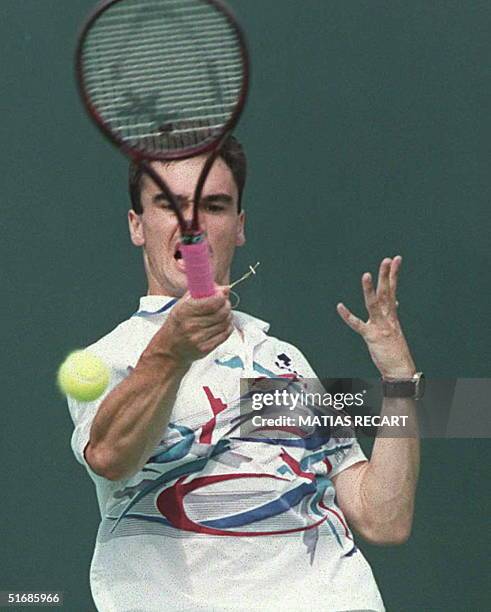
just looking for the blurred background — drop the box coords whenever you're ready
[1,0,490,609]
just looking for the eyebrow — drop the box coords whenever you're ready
[201,194,234,206]
[152,192,234,206]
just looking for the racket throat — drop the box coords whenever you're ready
[180,232,207,246]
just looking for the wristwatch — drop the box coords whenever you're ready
[382,372,425,400]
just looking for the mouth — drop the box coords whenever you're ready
[173,246,186,272]
[172,243,214,274]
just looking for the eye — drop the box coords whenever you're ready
[201,202,225,213]
[158,199,175,211]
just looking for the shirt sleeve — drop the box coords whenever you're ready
[328,438,367,478]
[65,325,137,477]
[66,385,114,480]
[278,341,368,477]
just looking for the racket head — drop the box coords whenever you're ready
[75,0,249,162]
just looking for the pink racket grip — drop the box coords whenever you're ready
[181,237,216,298]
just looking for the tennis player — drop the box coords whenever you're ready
[67,135,420,612]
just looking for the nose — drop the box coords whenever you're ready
[180,200,207,231]
[175,199,193,228]
[182,201,193,223]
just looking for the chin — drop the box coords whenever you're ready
[169,280,188,298]
[213,266,229,288]
[150,276,187,298]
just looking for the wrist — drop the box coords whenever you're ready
[138,341,192,376]
[382,368,417,381]
[142,320,194,372]
[381,360,417,380]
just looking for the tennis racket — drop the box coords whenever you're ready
[76,0,249,298]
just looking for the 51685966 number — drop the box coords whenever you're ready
[0,592,63,607]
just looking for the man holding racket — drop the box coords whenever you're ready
[68,134,420,612]
[68,0,420,610]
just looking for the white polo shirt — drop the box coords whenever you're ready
[67,296,385,612]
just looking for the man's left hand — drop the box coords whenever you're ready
[336,255,416,379]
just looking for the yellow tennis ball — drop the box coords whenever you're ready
[57,350,110,402]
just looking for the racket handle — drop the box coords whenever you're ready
[181,236,216,298]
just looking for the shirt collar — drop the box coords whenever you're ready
[133,297,270,337]
[232,310,270,334]
[134,295,178,317]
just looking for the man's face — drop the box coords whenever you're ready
[128,156,245,297]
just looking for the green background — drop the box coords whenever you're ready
[1,1,490,610]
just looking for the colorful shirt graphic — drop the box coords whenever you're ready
[67,296,385,612]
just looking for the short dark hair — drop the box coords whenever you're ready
[129,134,247,214]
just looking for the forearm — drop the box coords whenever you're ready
[359,397,419,542]
[86,338,190,481]
[85,291,233,481]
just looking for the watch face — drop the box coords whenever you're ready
[382,372,425,399]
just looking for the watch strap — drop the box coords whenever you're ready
[382,379,417,398]
[382,372,425,400]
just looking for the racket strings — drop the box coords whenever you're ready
[87,25,235,49]
[80,0,245,155]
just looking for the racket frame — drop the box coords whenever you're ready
[75,0,250,163]
[75,0,250,296]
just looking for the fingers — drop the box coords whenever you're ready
[197,330,234,356]
[171,288,231,341]
[374,255,402,312]
[196,320,235,352]
[185,289,229,316]
[184,287,234,353]
[362,272,380,319]
[163,288,234,365]
[180,299,232,332]
[194,310,233,340]
[389,255,402,298]
[336,302,366,334]
[180,287,231,322]
[197,302,232,328]
[376,257,392,302]
[339,255,404,332]
[376,255,402,296]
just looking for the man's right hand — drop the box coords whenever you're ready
[85,288,234,481]
[158,288,234,367]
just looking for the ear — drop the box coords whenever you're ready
[128,210,145,247]
[236,210,246,247]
